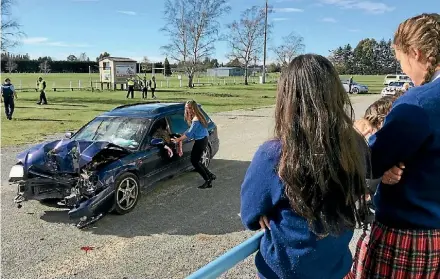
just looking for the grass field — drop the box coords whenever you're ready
[1,73,386,147]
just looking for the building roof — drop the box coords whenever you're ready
[208,67,240,70]
[101,57,137,62]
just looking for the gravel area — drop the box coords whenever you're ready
[0,94,379,279]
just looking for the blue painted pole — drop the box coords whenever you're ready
[186,231,264,279]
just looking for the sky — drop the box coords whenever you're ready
[8,0,440,63]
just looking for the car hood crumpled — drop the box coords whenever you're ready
[17,139,131,174]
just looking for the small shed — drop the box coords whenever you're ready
[206,67,245,77]
[99,57,137,90]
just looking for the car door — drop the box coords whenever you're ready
[167,111,193,169]
[138,117,178,186]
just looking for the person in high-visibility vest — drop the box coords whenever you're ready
[36,76,48,105]
[126,78,135,99]
[1,78,18,120]
[149,76,157,99]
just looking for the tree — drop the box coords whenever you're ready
[226,6,266,85]
[96,52,110,62]
[272,31,305,68]
[141,56,150,72]
[39,59,51,73]
[78,52,89,62]
[67,54,78,61]
[268,62,281,73]
[164,57,172,76]
[5,55,17,73]
[161,0,230,87]
[1,0,24,51]
[225,58,243,67]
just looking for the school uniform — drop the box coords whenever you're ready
[241,140,363,279]
[346,71,440,279]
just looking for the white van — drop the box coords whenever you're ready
[383,74,411,85]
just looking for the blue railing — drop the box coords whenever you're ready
[186,231,264,279]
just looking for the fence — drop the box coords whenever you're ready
[185,231,264,279]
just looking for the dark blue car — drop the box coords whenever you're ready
[8,102,220,228]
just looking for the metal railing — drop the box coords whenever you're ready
[186,231,264,279]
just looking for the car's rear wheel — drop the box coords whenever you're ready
[113,172,140,215]
[200,145,211,168]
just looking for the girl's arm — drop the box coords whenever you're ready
[173,121,195,143]
[240,143,283,231]
[369,98,431,178]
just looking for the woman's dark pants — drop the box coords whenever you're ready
[191,137,211,181]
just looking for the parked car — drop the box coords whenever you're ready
[381,81,414,97]
[341,80,369,94]
[383,74,411,85]
[8,102,220,228]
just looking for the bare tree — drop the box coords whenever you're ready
[39,60,51,74]
[78,52,89,61]
[161,0,230,87]
[141,56,150,72]
[272,32,305,68]
[226,6,266,85]
[5,55,18,73]
[1,0,24,51]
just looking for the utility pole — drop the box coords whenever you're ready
[262,0,268,84]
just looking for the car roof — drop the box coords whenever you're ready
[100,101,187,118]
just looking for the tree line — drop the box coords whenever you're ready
[328,38,402,75]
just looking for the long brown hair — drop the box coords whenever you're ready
[393,13,440,85]
[184,100,208,127]
[275,54,368,236]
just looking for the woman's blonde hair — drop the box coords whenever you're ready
[393,13,440,85]
[184,100,208,127]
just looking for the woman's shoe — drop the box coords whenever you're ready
[209,173,216,181]
[198,180,212,189]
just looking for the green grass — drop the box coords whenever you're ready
[1,84,277,146]
[1,73,387,147]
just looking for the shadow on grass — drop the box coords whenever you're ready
[18,118,75,122]
[40,159,248,236]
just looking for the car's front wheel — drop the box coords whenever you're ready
[352,87,359,94]
[113,172,140,215]
[200,145,211,168]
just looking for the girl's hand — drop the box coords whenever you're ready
[382,163,405,184]
[171,138,178,143]
[164,145,173,158]
[259,216,271,231]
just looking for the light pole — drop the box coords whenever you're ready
[262,0,268,84]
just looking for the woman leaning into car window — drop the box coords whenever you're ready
[171,100,216,189]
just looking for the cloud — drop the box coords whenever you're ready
[272,7,304,12]
[273,17,289,21]
[117,10,137,16]
[320,0,395,14]
[22,37,90,48]
[321,17,337,23]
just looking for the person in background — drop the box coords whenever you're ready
[142,76,148,99]
[240,54,370,279]
[349,75,354,93]
[149,76,157,99]
[402,82,411,92]
[1,78,18,120]
[171,100,216,189]
[36,76,47,105]
[348,13,440,279]
[126,77,135,99]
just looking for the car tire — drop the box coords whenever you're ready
[112,172,140,215]
[352,87,359,94]
[200,144,212,168]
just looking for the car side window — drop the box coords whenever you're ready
[168,112,189,135]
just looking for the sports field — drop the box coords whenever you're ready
[1,73,386,147]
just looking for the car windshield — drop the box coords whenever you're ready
[389,82,405,87]
[72,117,150,149]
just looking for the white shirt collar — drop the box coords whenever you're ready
[432,70,440,82]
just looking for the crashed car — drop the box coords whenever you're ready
[9,102,219,228]
[381,81,414,97]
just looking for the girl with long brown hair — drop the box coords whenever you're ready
[240,54,370,279]
[172,100,216,189]
[348,13,440,278]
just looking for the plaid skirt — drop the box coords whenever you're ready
[344,221,440,279]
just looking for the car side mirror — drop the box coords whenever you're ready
[151,138,164,146]
[65,132,73,139]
